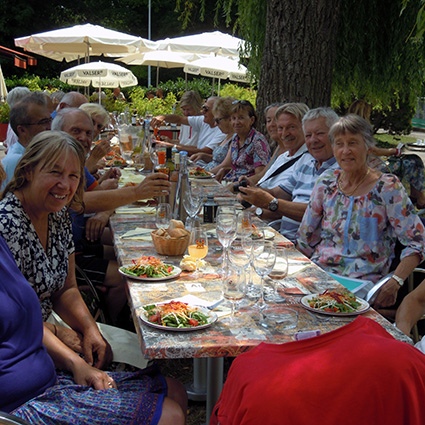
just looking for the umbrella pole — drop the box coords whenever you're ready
[156,66,159,87]
[185,73,187,90]
[218,78,221,96]
[98,76,101,105]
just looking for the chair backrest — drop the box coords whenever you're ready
[0,412,31,425]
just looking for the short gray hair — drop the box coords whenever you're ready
[79,103,110,126]
[9,92,48,134]
[302,107,339,132]
[7,87,31,107]
[52,108,93,133]
[329,114,376,149]
[275,103,309,123]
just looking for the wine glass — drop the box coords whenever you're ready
[222,265,246,322]
[216,213,237,274]
[183,184,203,230]
[252,240,276,310]
[268,246,289,303]
[156,203,171,229]
[188,227,208,278]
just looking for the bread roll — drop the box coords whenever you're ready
[168,228,188,238]
[169,219,185,231]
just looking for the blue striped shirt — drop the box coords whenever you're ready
[278,154,339,241]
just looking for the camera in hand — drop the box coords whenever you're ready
[233,180,252,208]
[233,180,248,193]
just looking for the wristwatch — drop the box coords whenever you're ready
[268,198,279,212]
[255,207,263,217]
[391,275,404,286]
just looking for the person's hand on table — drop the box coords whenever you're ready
[238,186,274,208]
[372,279,400,309]
[99,179,119,190]
[190,152,211,163]
[134,172,171,200]
[150,116,165,128]
[160,135,172,144]
[82,327,113,370]
[85,212,110,242]
[214,168,227,183]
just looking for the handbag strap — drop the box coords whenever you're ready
[261,151,306,184]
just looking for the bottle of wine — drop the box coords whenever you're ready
[166,147,175,172]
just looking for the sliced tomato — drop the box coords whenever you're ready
[189,318,199,326]
[148,314,159,323]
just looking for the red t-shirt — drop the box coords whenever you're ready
[213,316,425,425]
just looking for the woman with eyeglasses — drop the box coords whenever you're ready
[214,100,270,182]
[190,96,236,173]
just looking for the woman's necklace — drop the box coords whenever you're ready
[338,168,370,196]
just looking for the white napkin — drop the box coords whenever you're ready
[120,227,153,241]
[115,206,156,215]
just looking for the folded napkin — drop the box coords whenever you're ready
[120,227,153,241]
[115,206,156,215]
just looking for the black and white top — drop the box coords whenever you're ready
[0,192,74,320]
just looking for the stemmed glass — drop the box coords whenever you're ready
[222,265,247,322]
[268,246,289,303]
[183,184,204,230]
[216,213,237,275]
[188,227,208,278]
[237,210,252,238]
[252,240,276,310]
[156,203,171,229]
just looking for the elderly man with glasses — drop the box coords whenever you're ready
[2,92,52,187]
[150,96,224,156]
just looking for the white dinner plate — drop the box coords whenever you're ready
[300,293,370,317]
[140,304,217,331]
[119,265,182,281]
[189,174,213,179]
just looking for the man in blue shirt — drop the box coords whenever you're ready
[239,107,339,242]
[2,92,52,188]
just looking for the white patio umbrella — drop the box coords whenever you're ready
[60,61,138,103]
[116,51,198,86]
[15,23,156,63]
[0,66,8,103]
[155,31,247,57]
[184,55,249,93]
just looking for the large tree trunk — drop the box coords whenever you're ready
[256,0,341,132]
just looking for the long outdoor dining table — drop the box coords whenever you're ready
[109,173,412,424]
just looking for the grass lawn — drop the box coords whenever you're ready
[374,132,418,148]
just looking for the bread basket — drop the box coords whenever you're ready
[151,230,190,256]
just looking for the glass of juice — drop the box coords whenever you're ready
[188,227,209,278]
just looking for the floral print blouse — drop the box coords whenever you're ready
[297,169,425,283]
[225,128,270,182]
[0,192,74,320]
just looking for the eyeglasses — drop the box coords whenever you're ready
[201,105,209,112]
[22,117,53,126]
[232,100,250,106]
[214,116,229,124]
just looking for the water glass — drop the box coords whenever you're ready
[118,125,141,166]
[252,240,276,310]
[156,203,171,229]
[268,246,289,303]
[188,227,209,278]
[222,266,247,322]
[216,213,237,274]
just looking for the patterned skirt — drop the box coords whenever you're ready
[11,365,167,425]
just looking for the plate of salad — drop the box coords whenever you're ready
[140,301,217,331]
[300,290,370,316]
[189,167,213,179]
[119,255,181,281]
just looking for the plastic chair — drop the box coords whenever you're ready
[75,264,109,324]
[0,412,31,425]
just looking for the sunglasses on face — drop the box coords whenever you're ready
[201,105,209,112]
[232,100,250,106]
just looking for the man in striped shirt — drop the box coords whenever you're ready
[239,107,339,242]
